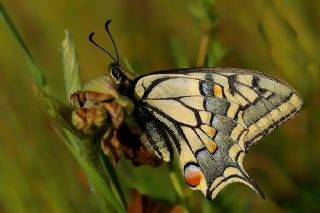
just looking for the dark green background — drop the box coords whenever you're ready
[1,0,319,212]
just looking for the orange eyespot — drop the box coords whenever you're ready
[207,142,218,154]
[184,165,203,187]
[213,85,223,97]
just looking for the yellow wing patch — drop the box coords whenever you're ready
[146,99,198,126]
[131,68,303,200]
[200,124,217,138]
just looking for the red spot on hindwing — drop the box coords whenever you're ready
[184,164,203,187]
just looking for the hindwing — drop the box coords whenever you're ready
[131,67,303,199]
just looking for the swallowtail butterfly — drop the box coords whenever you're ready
[89,20,303,199]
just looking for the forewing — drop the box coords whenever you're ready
[132,67,303,199]
[191,68,303,149]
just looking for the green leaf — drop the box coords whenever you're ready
[34,86,75,132]
[34,86,85,154]
[62,30,82,98]
[0,4,46,87]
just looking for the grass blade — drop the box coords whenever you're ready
[0,3,46,87]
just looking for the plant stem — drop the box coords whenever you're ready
[197,35,210,67]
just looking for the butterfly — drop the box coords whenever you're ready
[88,20,303,200]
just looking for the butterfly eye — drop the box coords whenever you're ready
[111,67,121,79]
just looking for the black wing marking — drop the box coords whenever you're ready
[130,67,302,199]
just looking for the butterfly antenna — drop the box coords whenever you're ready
[105,20,119,64]
[88,32,117,63]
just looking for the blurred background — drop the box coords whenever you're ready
[0,0,319,212]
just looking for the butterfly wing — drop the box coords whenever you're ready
[130,67,303,199]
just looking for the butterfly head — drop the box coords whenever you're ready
[89,20,135,94]
[110,63,126,83]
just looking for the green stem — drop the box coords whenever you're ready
[99,153,128,210]
[81,133,127,211]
